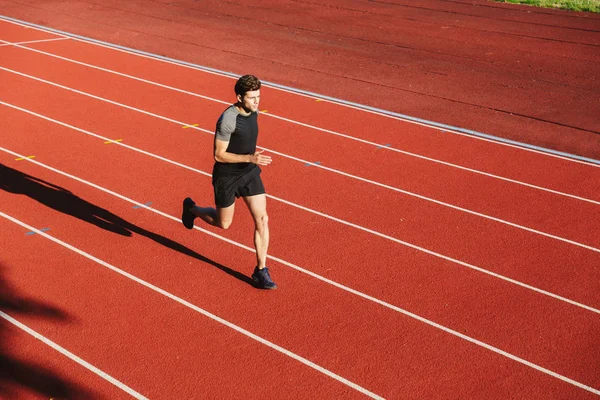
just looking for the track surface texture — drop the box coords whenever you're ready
[0,0,599,159]
[1,3,599,400]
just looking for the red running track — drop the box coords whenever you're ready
[1,0,599,160]
[1,19,599,399]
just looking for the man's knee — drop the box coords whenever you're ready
[219,218,233,230]
[256,213,268,230]
[216,204,234,229]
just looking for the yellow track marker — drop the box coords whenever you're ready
[15,155,35,160]
[182,123,199,129]
[315,99,324,102]
[104,139,123,144]
[260,110,268,113]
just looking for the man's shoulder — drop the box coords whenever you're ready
[217,105,239,135]
[219,104,239,120]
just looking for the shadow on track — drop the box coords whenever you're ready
[0,164,254,286]
[0,262,100,398]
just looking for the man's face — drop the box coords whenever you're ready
[238,89,260,113]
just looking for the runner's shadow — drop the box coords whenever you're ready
[0,263,100,398]
[0,164,254,286]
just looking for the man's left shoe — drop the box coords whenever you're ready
[252,266,277,290]
[182,197,196,229]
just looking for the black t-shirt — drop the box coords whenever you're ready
[212,105,261,178]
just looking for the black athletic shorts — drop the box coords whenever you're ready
[212,166,265,208]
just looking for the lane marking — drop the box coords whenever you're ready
[26,227,50,235]
[133,201,152,209]
[1,35,598,182]
[376,144,391,149]
[1,65,598,211]
[0,145,598,318]
[0,310,148,399]
[1,15,599,167]
[1,113,599,315]
[15,155,35,160]
[0,37,69,47]
[182,123,198,129]
[1,212,598,396]
[2,14,596,394]
[103,138,122,144]
[0,212,384,400]
[0,17,70,39]
[0,97,598,256]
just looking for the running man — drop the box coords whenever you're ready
[181,74,276,290]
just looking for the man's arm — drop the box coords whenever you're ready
[214,139,272,165]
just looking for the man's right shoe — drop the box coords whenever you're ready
[182,197,196,229]
[251,266,277,290]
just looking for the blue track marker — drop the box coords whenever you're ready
[133,201,152,209]
[25,227,50,236]
[376,144,391,149]
[304,161,321,167]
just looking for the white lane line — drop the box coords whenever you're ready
[0,106,598,314]
[1,65,597,207]
[0,95,597,256]
[1,16,599,168]
[0,37,69,47]
[1,209,598,396]
[0,310,147,399]
[0,212,384,400]
[0,143,598,315]
[0,17,70,39]
[72,36,600,167]
[1,35,599,179]
[267,111,600,200]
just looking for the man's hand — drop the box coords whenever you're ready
[250,150,272,166]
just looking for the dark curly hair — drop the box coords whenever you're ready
[235,74,261,97]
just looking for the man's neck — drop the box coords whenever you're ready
[235,103,252,116]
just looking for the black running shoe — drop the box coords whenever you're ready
[182,197,196,229]
[252,266,277,290]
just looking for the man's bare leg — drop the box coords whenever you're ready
[243,194,269,269]
[182,197,235,230]
[191,203,235,229]
[245,194,275,289]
